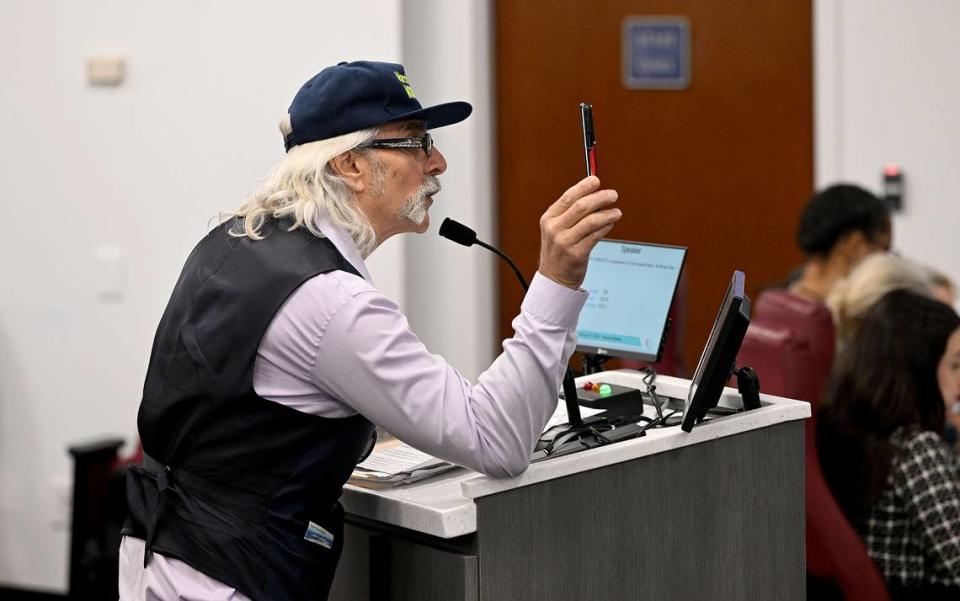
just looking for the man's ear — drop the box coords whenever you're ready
[329,150,367,193]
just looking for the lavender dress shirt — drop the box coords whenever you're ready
[119,212,586,599]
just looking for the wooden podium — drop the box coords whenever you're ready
[329,370,809,601]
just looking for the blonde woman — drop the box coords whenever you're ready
[826,253,933,350]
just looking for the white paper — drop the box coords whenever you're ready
[355,443,445,475]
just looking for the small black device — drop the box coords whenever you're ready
[680,270,752,432]
[580,102,597,176]
[559,381,644,412]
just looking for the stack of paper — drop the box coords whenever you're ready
[349,441,459,489]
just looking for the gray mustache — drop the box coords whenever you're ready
[419,176,441,198]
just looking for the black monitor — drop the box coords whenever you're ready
[680,270,751,432]
[576,239,687,362]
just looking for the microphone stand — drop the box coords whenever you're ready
[473,240,530,308]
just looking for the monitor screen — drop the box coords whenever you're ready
[576,239,686,362]
[681,270,751,432]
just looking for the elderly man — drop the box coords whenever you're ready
[119,61,620,600]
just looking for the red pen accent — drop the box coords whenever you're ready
[588,147,598,177]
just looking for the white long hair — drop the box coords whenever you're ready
[228,119,379,257]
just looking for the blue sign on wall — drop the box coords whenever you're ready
[622,17,691,90]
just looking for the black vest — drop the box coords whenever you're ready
[124,218,375,601]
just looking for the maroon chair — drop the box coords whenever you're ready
[804,424,891,601]
[753,289,835,404]
[736,322,817,402]
[737,318,890,601]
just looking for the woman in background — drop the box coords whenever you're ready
[787,183,891,302]
[818,289,960,599]
[826,255,960,441]
[826,253,933,351]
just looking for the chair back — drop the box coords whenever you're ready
[736,322,818,402]
[753,289,835,409]
[805,428,892,601]
[736,315,890,601]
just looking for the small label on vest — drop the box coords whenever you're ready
[304,521,334,549]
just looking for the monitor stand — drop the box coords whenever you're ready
[581,353,611,375]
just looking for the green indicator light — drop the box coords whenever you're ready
[599,384,612,397]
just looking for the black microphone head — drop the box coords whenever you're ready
[438,218,477,247]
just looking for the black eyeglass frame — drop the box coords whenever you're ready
[361,133,433,156]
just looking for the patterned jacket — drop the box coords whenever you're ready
[858,428,960,594]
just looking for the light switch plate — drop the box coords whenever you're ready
[86,53,126,86]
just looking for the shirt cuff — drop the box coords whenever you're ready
[521,271,588,329]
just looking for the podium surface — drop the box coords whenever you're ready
[330,370,810,601]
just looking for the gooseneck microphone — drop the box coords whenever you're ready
[437,218,477,245]
[438,218,584,428]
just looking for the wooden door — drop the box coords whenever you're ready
[495,0,813,373]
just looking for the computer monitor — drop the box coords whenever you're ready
[680,270,751,432]
[576,239,687,362]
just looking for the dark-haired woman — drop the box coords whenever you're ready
[788,183,891,302]
[818,289,960,599]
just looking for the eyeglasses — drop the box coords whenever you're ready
[361,133,433,157]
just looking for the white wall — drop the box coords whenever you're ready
[815,0,960,297]
[0,0,406,591]
[402,0,496,381]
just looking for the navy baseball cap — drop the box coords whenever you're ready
[283,60,473,151]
